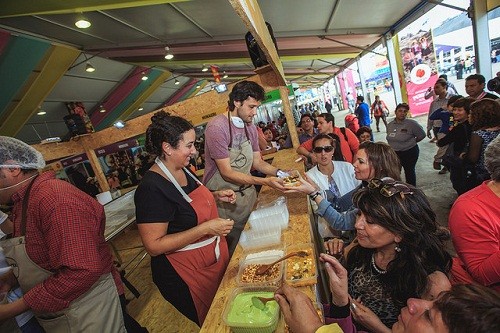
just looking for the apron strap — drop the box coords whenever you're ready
[20,174,39,236]
[155,157,194,203]
[176,236,221,260]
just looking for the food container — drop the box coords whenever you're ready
[239,228,281,251]
[280,170,301,187]
[223,287,280,333]
[249,197,289,231]
[284,243,317,286]
[237,252,284,287]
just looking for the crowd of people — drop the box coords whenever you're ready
[0,75,498,333]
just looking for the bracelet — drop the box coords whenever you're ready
[276,169,288,178]
[309,191,320,200]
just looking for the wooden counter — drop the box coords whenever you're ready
[200,148,318,332]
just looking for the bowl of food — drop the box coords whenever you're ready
[280,170,301,187]
[284,243,316,286]
[223,287,280,333]
[237,253,284,287]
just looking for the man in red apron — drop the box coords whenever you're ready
[203,81,287,255]
[0,136,128,332]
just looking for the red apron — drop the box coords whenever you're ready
[155,158,229,324]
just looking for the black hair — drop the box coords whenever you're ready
[356,95,364,102]
[347,183,452,308]
[228,80,265,111]
[447,95,463,107]
[145,111,193,156]
[318,113,335,126]
[465,74,486,85]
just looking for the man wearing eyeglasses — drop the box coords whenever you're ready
[297,113,359,164]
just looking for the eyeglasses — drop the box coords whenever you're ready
[301,119,312,124]
[313,146,334,153]
[368,177,414,198]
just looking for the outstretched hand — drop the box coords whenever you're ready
[274,283,323,333]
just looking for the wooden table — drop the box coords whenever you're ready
[200,149,319,332]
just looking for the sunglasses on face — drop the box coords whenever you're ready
[368,177,414,198]
[313,146,334,153]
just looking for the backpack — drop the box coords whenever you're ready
[344,114,359,134]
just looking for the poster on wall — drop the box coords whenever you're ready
[397,17,438,116]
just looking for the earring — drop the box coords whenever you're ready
[395,243,401,252]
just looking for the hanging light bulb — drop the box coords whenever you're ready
[37,106,46,115]
[196,84,201,89]
[201,65,209,72]
[85,62,96,72]
[141,72,148,81]
[99,105,106,113]
[223,71,228,79]
[75,14,91,29]
[174,79,180,85]
[164,46,174,60]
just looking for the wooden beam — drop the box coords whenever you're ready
[33,71,280,161]
[228,0,286,85]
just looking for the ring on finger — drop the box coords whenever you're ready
[350,302,357,311]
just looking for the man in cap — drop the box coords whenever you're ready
[0,136,145,332]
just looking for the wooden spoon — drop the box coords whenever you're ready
[251,296,276,310]
[255,250,308,275]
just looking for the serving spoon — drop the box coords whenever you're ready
[251,296,276,310]
[255,250,308,275]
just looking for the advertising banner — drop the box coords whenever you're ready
[397,17,438,116]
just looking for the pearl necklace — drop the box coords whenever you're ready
[371,253,387,275]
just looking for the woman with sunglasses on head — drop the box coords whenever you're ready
[275,256,499,333]
[305,134,361,238]
[386,103,426,186]
[329,178,451,333]
[287,141,401,236]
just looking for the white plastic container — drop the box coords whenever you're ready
[239,228,281,251]
[248,198,289,231]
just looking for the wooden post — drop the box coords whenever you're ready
[85,148,109,192]
[279,86,299,148]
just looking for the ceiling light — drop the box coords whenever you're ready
[223,71,228,79]
[196,84,201,89]
[75,16,91,29]
[113,120,126,129]
[174,79,180,85]
[138,107,144,111]
[99,105,106,113]
[164,46,174,60]
[85,62,95,72]
[37,110,46,115]
[141,73,148,81]
[202,66,209,72]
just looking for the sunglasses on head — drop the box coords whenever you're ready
[368,177,414,198]
[313,146,334,153]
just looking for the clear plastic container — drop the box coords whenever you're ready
[237,253,284,287]
[239,228,282,251]
[249,197,289,231]
[284,243,317,287]
[223,287,280,333]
